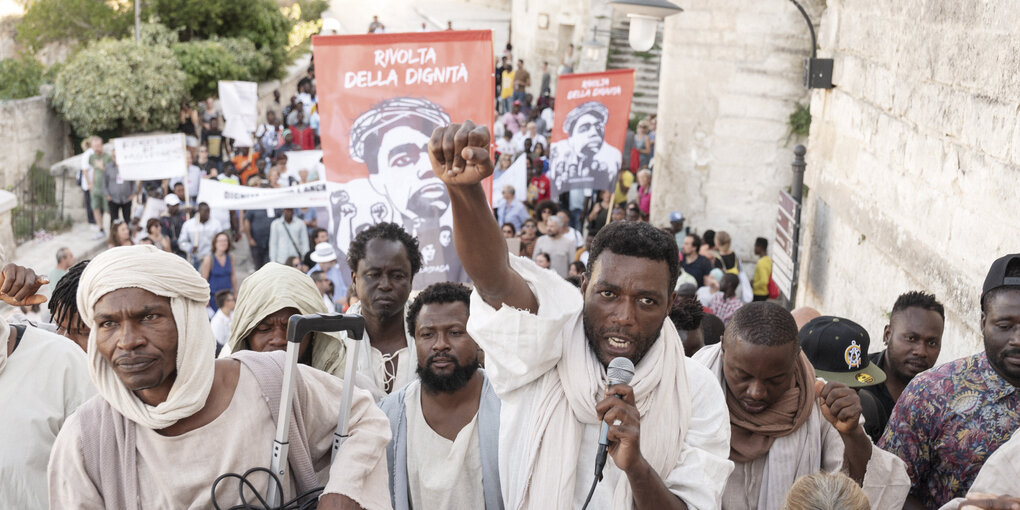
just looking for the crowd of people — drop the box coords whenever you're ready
[0,34,1016,510]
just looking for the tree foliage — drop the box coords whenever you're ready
[16,0,132,51]
[172,38,272,100]
[0,55,46,100]
[150,0,292,79]
[51,39,186,137]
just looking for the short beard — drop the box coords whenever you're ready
[582,303,658,368]
[417,353,478,394]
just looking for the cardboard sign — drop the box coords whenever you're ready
[219,81,259,145]
[113,133,187,180]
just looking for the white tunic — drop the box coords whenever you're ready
[0,326,93,509]
[405,383,485,510]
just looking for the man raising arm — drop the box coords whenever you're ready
[428,121,733,510]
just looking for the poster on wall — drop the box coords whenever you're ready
[312,30,494,289]
[548,69,635,196]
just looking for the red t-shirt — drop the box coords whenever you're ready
[530,175,550,201]
[292,125,316,151]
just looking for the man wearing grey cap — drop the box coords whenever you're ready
[549,100,622,195]
[329,97,464,289]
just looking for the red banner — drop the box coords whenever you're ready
[312,31,494,288]
[548,69,635,196]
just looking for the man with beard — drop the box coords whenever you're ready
[859,291,944,436]
[880,254,1020,509]
[549,101,622,195]
[47,246,391,509]
[379,282,503,510]
[692,303,910,509]
[330,97,464,288]
[429,121,733,509]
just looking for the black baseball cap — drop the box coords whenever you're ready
[799,316,886,387]
[981,254,1020,310]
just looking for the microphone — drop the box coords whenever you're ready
[594,356,636,481]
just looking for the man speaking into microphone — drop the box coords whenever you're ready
[428,121,733,509]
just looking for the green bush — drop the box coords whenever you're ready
[296,0,329,21]
[16,0,132,51]
[151,0,292,80]
[51,39,187,137]
[173,38,271,100]
[0,55,46,100]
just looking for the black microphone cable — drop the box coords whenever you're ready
[210,466,325,510]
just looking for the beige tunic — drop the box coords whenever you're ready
[721,405,910,510]
[404,383,485,510]
[48,362,392,510]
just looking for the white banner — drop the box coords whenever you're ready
[283,150,324,181]
[197,179,330,210]
[113,133,187,180]
[219,81,258,145]
[491,154,528,208]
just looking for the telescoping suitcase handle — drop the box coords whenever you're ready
[267,313,367,508]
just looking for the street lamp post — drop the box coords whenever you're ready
[608,0,683,52]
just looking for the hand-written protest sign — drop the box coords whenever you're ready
[313,31,494,290]
[219,81,259,146]
[113,133,187,180]
[548,69,635,196]
[197,179,329,210]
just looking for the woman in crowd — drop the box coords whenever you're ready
[145,218,171,252]
[634,120,653,169]
[708,273,743,323]
[501,223,516,238]
[534,200,558,236]
[697,268,725,307]
[636,169,653,217]
[107,220,134,248]
[200,231,236,313]
[519,218,538,258]
[535,252,551,270]
[532,142,548,173]
[714,230,741,274]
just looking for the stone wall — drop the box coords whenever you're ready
[0,95,71,189]
[797,0,1020,362]
[649,0,823,257]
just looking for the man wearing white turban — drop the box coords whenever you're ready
[47,245,392,509]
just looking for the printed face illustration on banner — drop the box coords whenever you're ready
[313,31,494,289]
[548,69,635,196]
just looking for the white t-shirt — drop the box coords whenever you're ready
[1,326,94,509]
[210,309,231,347]
[405,382,485,509]
[80,148,94,191]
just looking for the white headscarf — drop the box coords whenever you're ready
[77,245,215,429]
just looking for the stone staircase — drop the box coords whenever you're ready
[606,17,664,121]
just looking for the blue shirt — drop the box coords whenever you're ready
[497,199,530,231]
[308,264,347,306]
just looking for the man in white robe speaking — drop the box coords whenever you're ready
[47,245,392,509]
[427,120,733,509]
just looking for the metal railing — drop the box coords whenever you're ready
[9,150,72,242]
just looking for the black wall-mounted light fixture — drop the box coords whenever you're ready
[788,0,834,89]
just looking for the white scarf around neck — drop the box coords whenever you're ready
[77,245,215,430]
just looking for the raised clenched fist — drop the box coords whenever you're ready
[428,120,493,187]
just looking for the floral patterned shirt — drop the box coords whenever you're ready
[878,352,1020,508]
